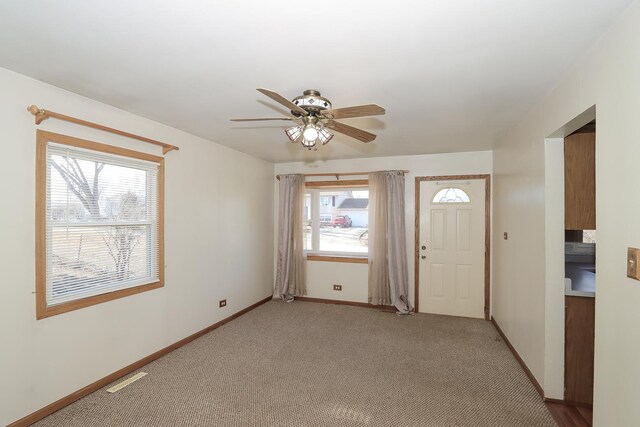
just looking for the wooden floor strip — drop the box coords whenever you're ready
[545,401,592,427]
[576,406,593,425]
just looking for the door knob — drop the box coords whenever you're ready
[421,245,426,250]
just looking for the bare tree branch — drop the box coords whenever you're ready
[51,157,104,218]
[50,161,92,214]
[52,158,144,282]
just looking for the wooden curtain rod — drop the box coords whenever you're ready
[276,170,409,181]
[27,105,179,154]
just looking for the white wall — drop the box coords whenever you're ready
[308,261,369,302]
[492,1,640,424]
[0,67,274,425]
[275,152,493,305]
[544,138,567,399]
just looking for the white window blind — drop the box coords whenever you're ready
[46,142,160,306]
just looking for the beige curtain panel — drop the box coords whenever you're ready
[274,174,307,301]
[368,171,412,314]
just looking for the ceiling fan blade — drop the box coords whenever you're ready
[320,104,385,120]
[257,88,309,116]
[324,120,377,143]
[230,117,294,122]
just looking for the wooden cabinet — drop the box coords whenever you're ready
[564,132,596,230]
[565,296,595,405]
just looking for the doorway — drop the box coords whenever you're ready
[544,104,596,402]
[415,175,491,319]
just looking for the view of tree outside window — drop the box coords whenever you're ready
[47,148,158,305]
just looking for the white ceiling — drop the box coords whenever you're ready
[0,1,634,163]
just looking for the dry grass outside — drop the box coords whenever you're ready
[50,226,152,297]
[305,226,368,253]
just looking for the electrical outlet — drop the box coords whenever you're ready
[333,284,342,291]
[219,299,227,308]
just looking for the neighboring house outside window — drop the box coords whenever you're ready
[336,198,368,227]
[320,195,336,207]
[319,214,333,224]
[36,131,164,319]
[304,181,368,258]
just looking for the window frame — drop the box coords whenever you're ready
[35,130,165,319]
[304,179,368,263]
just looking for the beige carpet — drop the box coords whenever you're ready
[34,301,556,426]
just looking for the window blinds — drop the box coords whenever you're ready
[46,143,160,306]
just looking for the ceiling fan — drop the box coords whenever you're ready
[231,88,385,150]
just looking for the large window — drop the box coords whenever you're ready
[304,183,368,258]
[36,131,164,319]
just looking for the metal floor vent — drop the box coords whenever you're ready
[106,372,148,393]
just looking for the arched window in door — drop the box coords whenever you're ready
[432,187,470,203]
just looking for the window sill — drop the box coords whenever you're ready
[306,254,368,264]
[36,281,163,319]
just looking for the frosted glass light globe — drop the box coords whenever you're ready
[303,126,319,141]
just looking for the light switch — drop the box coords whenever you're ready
[627,247,640,280]
[503,232,508,240]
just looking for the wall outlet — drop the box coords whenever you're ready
[219,299,227,308]
[333,284,342,291]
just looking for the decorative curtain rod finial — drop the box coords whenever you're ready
[27,105,49,124]
[27,105,45,115]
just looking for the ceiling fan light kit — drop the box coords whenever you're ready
[285,125,302,142]
[231,88,385,150]
[302,124,319,142]
[317,127,334,145]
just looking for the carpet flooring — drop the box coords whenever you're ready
[34,300,556,426]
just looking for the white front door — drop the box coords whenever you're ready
[418,179,486,318]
